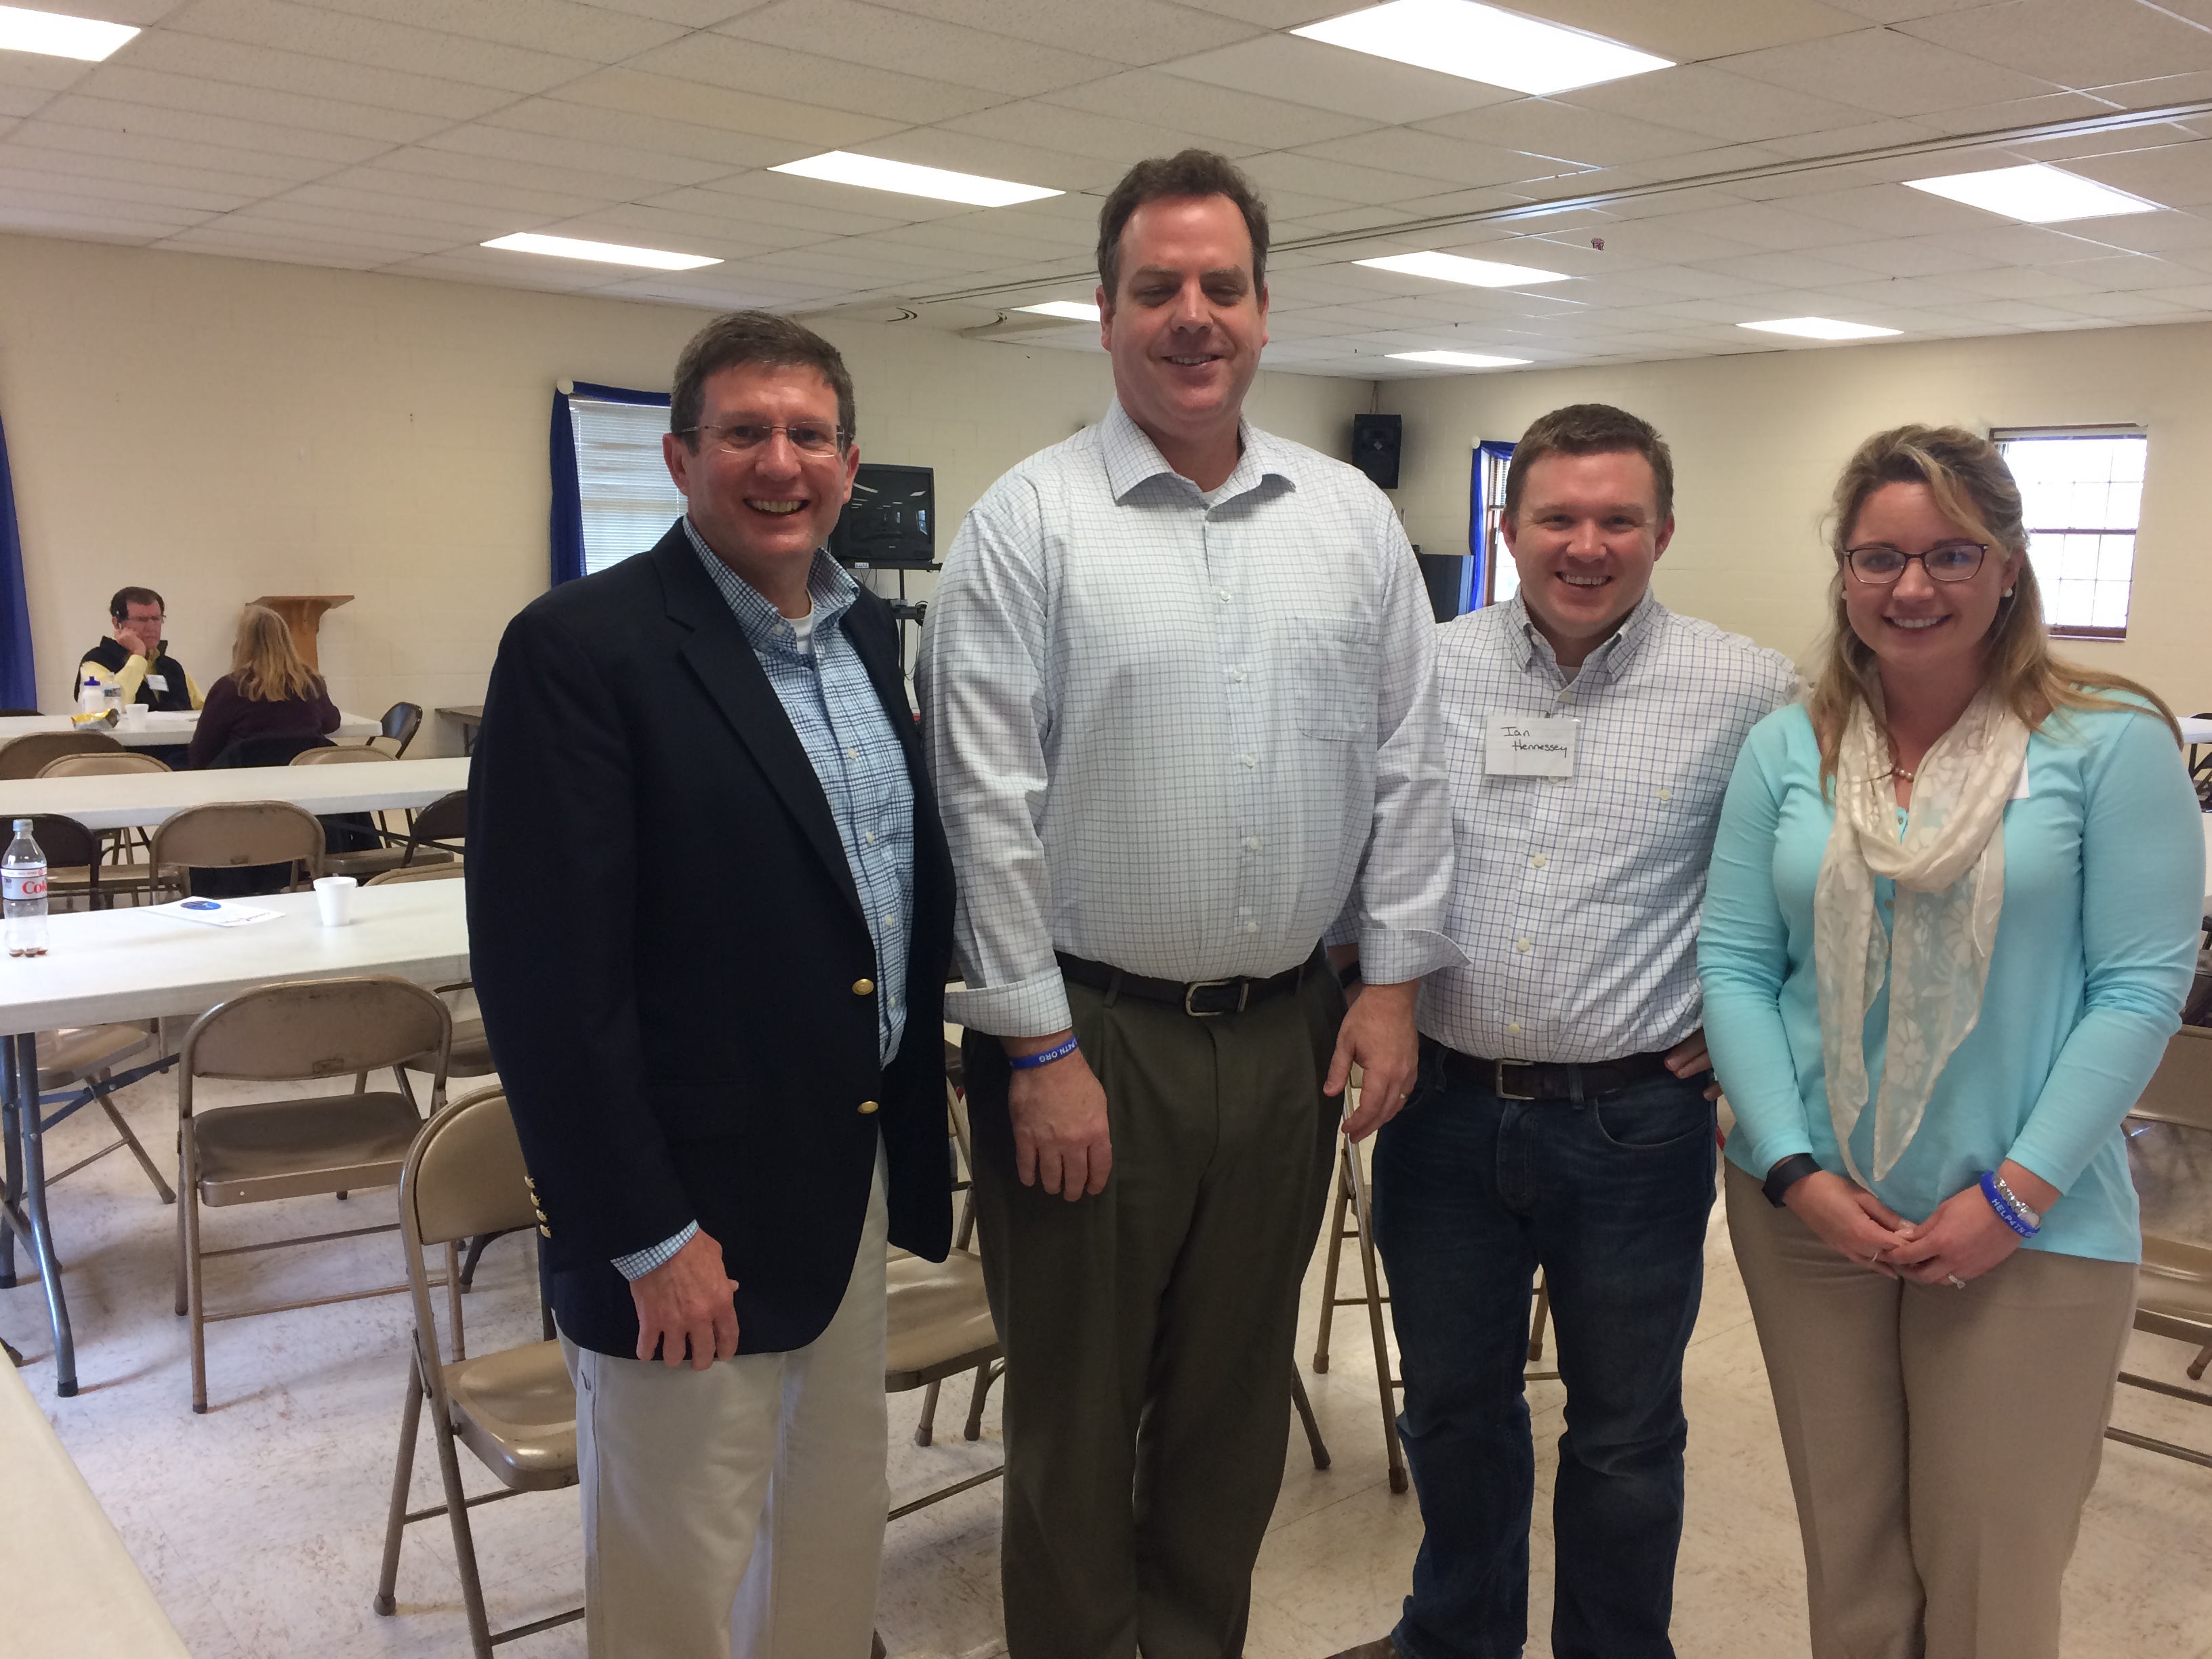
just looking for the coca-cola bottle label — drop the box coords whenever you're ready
[3,869,46,902]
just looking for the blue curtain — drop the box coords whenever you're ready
[550,380,671,587]
[1465,439,1517,611]
[0,408,32,708]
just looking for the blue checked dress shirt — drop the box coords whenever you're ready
[610,522,916,1281]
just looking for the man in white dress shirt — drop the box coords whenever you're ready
[918,150,1456,1659]
[1336,405,1799,1659]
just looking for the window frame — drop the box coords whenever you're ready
[1991,422,2146,643]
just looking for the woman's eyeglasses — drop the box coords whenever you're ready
[1843,541,1988,584]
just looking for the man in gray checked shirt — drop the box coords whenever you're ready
[1338,405,1800,1659]
[918,150,1456,1659]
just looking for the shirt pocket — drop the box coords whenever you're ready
[1291,614,1378,742]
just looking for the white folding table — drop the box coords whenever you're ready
[0,710,380,749]
[0,880,469,1396]
[0,756,469,832]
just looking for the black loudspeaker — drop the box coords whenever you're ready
[1351,413,1401,489]
[1414,551,1467,623]
[830,464,935,569]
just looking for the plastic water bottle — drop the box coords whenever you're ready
[5,819,49,958]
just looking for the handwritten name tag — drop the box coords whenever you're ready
[144,674,168,693]
[1485,713,1578,777]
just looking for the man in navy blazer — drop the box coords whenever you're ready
[469,311,954,1657]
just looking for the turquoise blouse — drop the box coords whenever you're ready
[1701,700,2205,1263]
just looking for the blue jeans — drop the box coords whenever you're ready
[1372,1042,1717,1659]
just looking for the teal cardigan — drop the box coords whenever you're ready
[1701,700,2204,1263]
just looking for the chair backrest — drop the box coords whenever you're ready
[367,861,464,886]
[2132,1027,2212,1135]
[150,800,327,880]
[207,733,333,769]
[406,790,467,859]
[0,731,123,778]
[0,708,40,716]
[180,975,451,1097]
[37,750,169,777]
[25,814,99,870]
[290,745,394,766]
[379,702,424,758]
[403,1086,536,1250]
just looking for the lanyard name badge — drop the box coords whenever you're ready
[1485,712,1578,778]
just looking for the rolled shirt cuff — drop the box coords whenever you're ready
[612,1221,697,1282]
[944,969,1075,1040]
[1357,926,1466,986]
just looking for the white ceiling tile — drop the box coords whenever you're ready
[1822,0,1994,20]
[550,70,909,149]
[625,32,1001,123]
[1043,69,1377,149]
[1811,234,2003,275]
[1922,221,2142,262]
[937,98,1262,164]
[1924,295,2100,325]
[1527,217,1766,265]
[121,30,516,120]
[1906,90,2118,137]
[1237,150,1446,208]
[1160,36,1518,127]
[836,129,1118,192]
[184,207,459,253]
[1714,28,2062,119]
[382,245,628,289]
[2060,207,2212,252]
[363,140,689,202]
[1412,99,1719,170]
[1293,128,1596,191]
[2042,251,2194,289]
[309,0,692,60]
[883,0,1257,65]
[480,98,796,171]
[548,199,834,251]
[1648,201,1866,252]
[168,0,596,94]
[0,138,281,201]
[864,215,1095,263]
[1163,0,1358,27]
[2075,66,2212,108]
[1558,64,1885,147]
[1755,119,1941,161]
[0,164,241,213]
[2059,141,2212,208]
[0,55,90,96]
[1897,0,2212,90]
[0,204,184,241]
[1519,0,1870,60]
[1692,248,1884,287]
[662,173,937,235]
[718,0,1124,98]
[237,192,510,243]
[3,119,334,185]
[68,64,442,144]
[2001,123,2205,167]
[1580,263,1782,299]
[2042,287,2191,318]
[316,163,613,218]
[1781,181,1995,235]
[279,178,569,230]
[0,87,54,121]
[152,230,401,269]
[33,94,392,167]
[418,123,735,189]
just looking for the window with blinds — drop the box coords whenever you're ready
[1993,426,2146,640]
[572,396,687,576]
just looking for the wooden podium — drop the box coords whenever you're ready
[252,594,352,672]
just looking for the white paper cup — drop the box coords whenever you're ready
[119,704,147,730]
[313,876,357,927]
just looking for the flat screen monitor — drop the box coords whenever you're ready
[830,464,935,569]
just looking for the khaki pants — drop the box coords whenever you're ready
[1724,1161,2135,1659]
[964,964,1345,1659]
[563,1145,889,1659]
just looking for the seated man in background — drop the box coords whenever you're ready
[77,586,200,712]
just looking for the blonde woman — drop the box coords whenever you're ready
[1700,426,2203,1658]
[185,604,341,768]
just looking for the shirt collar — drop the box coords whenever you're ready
[1505,587,1664,684]
[1098,399,1296,506]
[682,516,859,656]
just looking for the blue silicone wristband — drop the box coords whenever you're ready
[1980,1171,2039,1237]
[1007,1035,1080,1071]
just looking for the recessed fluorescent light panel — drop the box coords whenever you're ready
[1904,163,2158,224]
[0,3,138,61]
[1357,251,1570,287]
[1739,317,1901,341]
[1015,301,1101,321]
[481,233,720,272]
[771,151,1061,207]
[1294,0,1670,95]
[1389,350,1530,368]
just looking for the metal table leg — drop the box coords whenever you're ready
[5,1033,75,1395]
[0,1037,20,1289]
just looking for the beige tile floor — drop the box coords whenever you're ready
[5,1071,2212,1658]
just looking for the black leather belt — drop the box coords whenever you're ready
[1057,948,1319,1017]
[1436,1042,1675,1102]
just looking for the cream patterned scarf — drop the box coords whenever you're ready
[1813,687,2030,1183]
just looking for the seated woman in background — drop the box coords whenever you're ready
[1699,425,2203,1659]
[186,603,341,769]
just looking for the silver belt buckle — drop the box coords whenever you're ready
[1183,977,1249,1017]
[1494,1059,1537,1101]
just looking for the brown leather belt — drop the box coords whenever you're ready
[1057,947,1321,1017]
[1436,1042,1676,1102]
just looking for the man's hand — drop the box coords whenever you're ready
[1881,1160,2057,1286]
[1663,1029,1723,1103]
[1004,1031,1111,1200]
[1328,979,1420,1142]
[630,1229,741,1369]
[1782,1170,1918,1277]
[114,619,157,660]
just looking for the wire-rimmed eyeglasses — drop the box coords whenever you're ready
[1842,541,1988,584]
[679,421,848,457]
